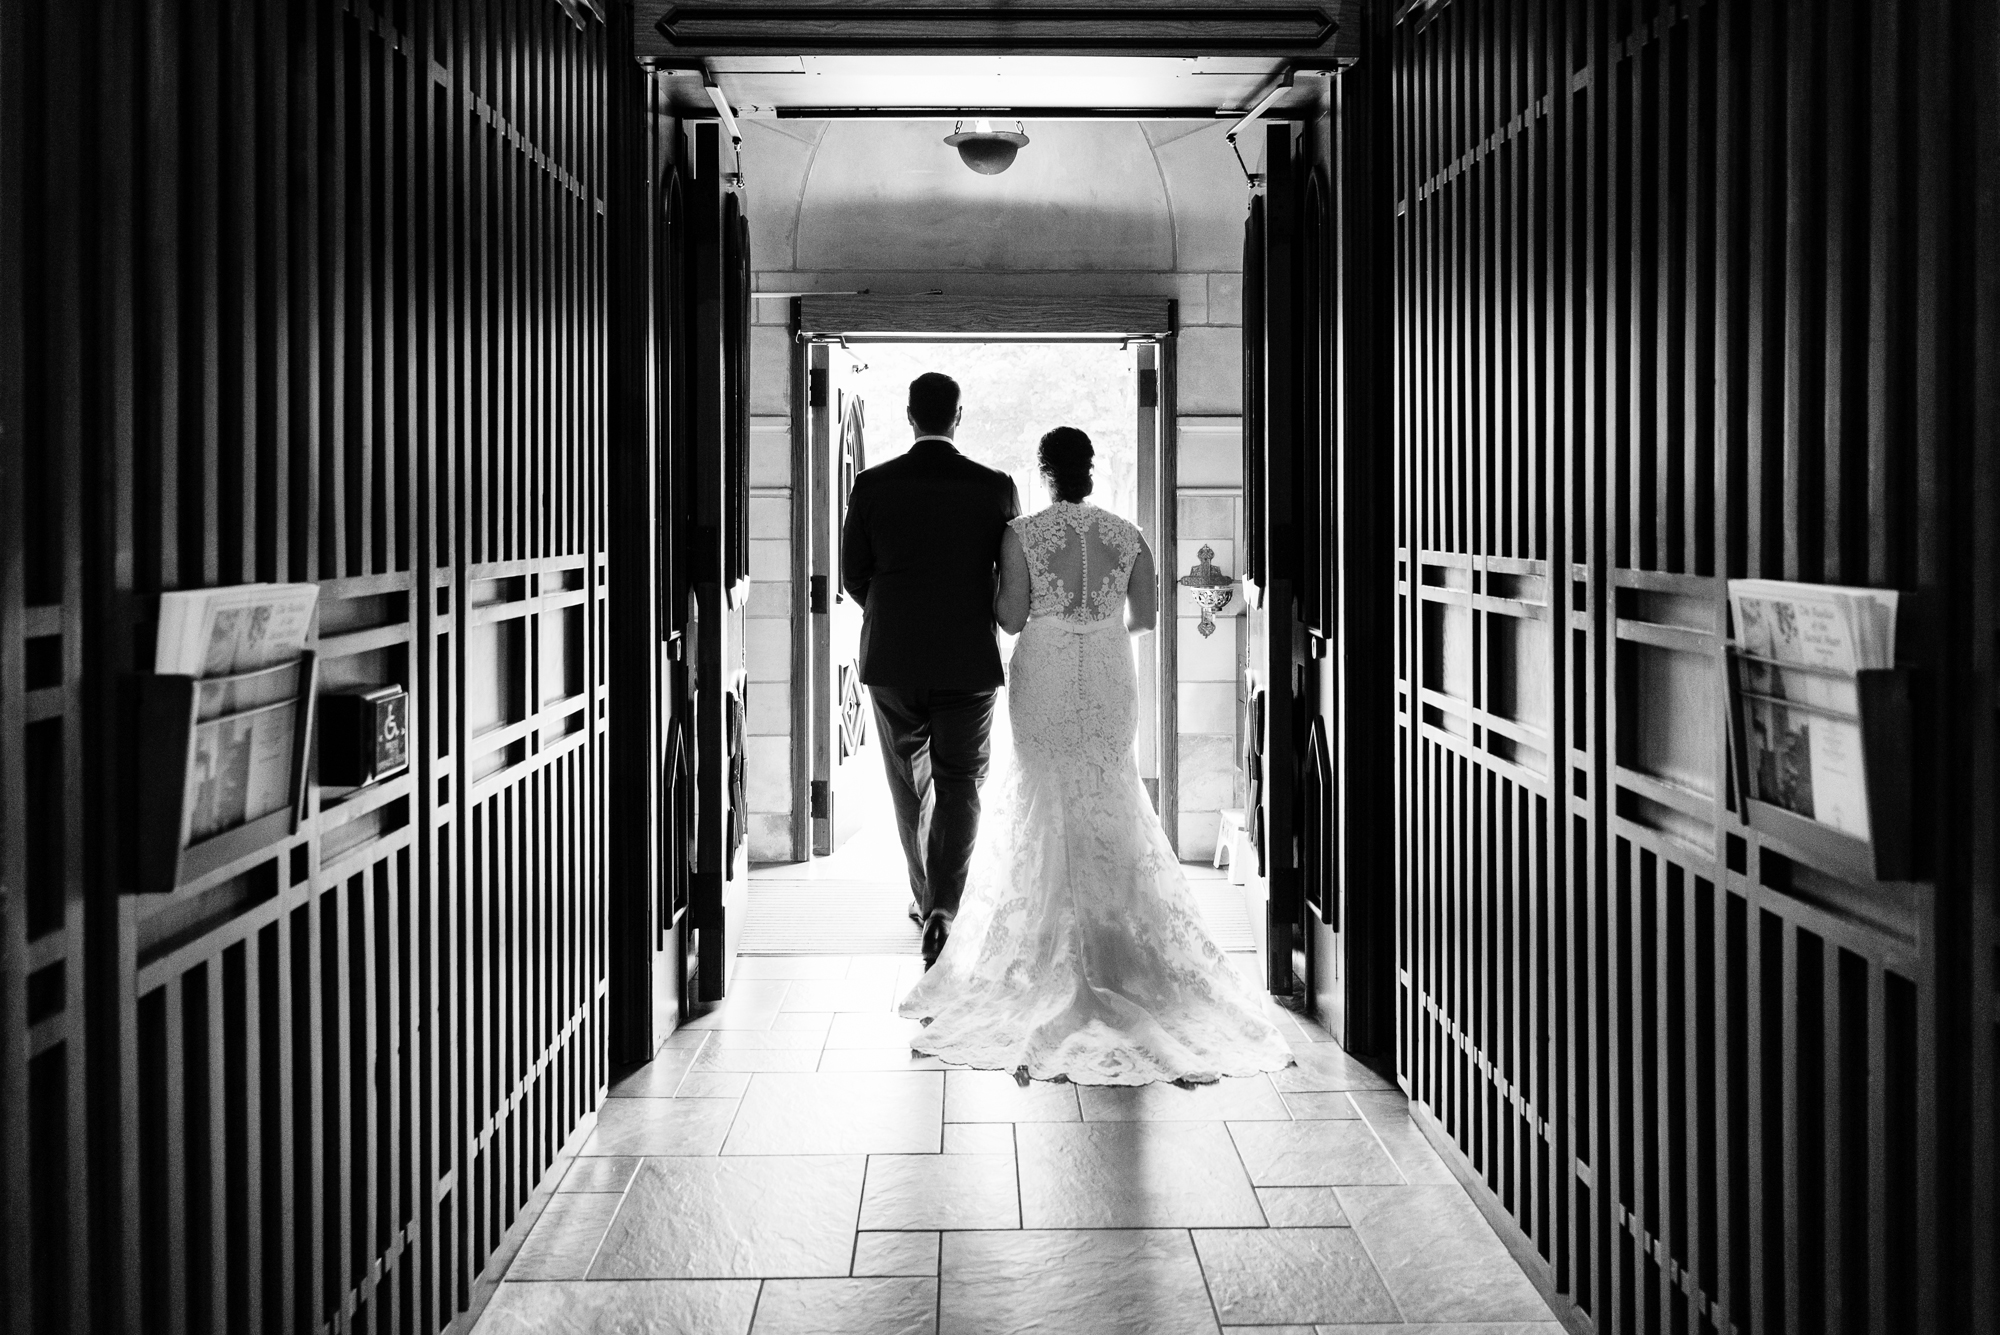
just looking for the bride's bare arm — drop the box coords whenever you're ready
[1125,538,1158,633]
[995,526,1031,634]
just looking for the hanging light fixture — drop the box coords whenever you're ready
[944,119,1030,175]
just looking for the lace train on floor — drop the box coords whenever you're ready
[897,617,1293,1086]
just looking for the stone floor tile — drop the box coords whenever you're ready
[1262,1000,1313,1036]
[722,1071,944,1155]
[683,1003,789,1032]
[1269,1045,1397,1093]
[944,1069,1082,1123]
[1227,1120,1406,1187]
[706,1029,830,1050]
[1347,1092,1459,1184]
[681,980,793,1031]
[590,1155,864,1279]
[940,1229,1217,1335]
[847,954,917,981]
[943,1122,1015,1155]
[660,1029,714,1048]
[1315,1324,1566,1335]
[505,1194,623,1279]
[771,1012,835,1034]
[578,1098,739,1156]
[693,1047,824,1074]
[1255,1185,1348,1226]
[818,1047,951,1072]
[780,978,894,1013]
[860,1153,1020,1230]
[1017,1120,1264,1228]
[1288,1015,1341,1044]
[676,1071,753,1099]
[752,1277,938,1335]
[853,1231,941,1277]
[470,1279,759,1334]
[1078,1076,1288,1122]
[607,1045,702,1097]
[733,957,852,980]
[1279,1092,1360,1120]
[827,1011,926,1049]
[559,1155,641,1193]
[1219,1327,1316,1335]
[1191,1227,1401,1325]
[1338,1185,1555,1323]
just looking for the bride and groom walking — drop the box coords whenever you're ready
[841,371,1292,1087]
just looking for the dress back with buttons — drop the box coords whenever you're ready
[1013,502,1143,623]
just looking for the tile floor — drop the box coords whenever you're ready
[472,953,1562,1335]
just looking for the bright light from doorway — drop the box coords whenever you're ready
[831,341,1140,522]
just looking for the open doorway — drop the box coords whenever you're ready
[806,340,1154,874]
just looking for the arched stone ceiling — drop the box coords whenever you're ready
[740,118,1249,276]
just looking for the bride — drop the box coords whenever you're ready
[898,427,1294,1086]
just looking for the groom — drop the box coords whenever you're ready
[841,372,1021,968]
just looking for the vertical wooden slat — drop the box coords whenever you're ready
[1384,3,1989,1333]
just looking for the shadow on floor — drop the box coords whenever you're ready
[469,952,1562,1335]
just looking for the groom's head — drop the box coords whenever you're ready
[906,372,963,438]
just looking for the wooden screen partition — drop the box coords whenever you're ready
[0,3,661,1333]
[1382,1,1999,1333]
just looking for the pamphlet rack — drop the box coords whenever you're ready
[1722,648,1913,885]
[136,652,319,894]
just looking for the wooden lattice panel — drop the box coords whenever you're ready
[0,3,641,1332]
[1386,0,1996,1332]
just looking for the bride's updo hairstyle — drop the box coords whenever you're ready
[1039,427,1094,503]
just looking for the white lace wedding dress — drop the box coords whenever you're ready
[898,501,1294,1085]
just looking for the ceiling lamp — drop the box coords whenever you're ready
[944,120,1030,175]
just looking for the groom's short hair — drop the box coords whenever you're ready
[908,373,961,435]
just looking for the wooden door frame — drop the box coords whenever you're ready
[608,62,667,1065]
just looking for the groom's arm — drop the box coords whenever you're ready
[840,481,874,606]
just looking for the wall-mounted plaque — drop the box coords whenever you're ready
[320,685,410,788]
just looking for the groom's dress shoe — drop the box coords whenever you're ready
[921,912,951,970]
[907,901,923,925]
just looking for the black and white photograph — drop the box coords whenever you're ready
[1,2,1995,1334]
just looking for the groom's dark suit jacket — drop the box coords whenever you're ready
[841,437,1020,691]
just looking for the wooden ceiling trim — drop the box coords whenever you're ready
[637,1,1354,62]
[795,292,1175,338]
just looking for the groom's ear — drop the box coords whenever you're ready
[952,405,964,428]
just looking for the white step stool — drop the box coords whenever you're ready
[1213,808,1251,885]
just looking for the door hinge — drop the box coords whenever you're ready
[809,574,829,614]
[810,779,830,820]
[1138,368,1159,408]
[808,367,828,408]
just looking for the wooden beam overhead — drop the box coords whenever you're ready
[638,1,1345,62]
[795,292,1175,339]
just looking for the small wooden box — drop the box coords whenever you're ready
[318,685,410,788]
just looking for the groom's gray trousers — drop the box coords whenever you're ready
[869,685,997,921]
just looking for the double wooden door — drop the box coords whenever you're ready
[621,116,753,1041]
[807,344,873,855]
[1239,114,1392,1054]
